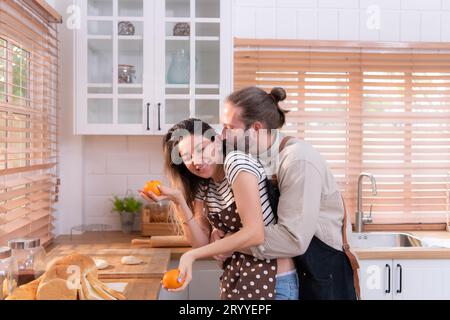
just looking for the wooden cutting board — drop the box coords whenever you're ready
[103,279,161,300]
[45,245,171,279]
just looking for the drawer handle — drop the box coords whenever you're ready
[157,102,161,131]
[146,103,151,131]
[385,264,391,294]
[396,264,402,294]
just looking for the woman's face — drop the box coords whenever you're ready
[177,134,221,179]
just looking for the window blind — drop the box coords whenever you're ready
[234,39,450,224]
[0,0,61,246]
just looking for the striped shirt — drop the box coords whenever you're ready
[195,151,276,226]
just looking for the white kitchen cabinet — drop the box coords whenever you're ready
[74,0,232,135]
[359,260,393,300]
[359,259,450,300]
[189,260,222,300]
[158,259,222,300]
[392,260,450,300]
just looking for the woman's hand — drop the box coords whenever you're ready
[138,185,184,205]
[168,251,196,292]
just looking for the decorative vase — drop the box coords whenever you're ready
[118,21,135,36]
[118,64,136,84]
[120,211,136,234]
[173,22,190,36]
[167,49,190,84]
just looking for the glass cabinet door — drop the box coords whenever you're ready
[155,0,222,132]
[84,0,148,134]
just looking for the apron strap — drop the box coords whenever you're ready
[341,194,361,300]
[268,135,294,186]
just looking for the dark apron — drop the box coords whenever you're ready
[294,236,357,300]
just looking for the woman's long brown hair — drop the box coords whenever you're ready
[163,118,217,211]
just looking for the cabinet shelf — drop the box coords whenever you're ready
[118,35,143,40]
[165,17,220,23]
[118,84,143,88]
[165,36,189,41]
[88,35,112,40]
[164,84,219,89]
[88,83,112,88]
[87,16,114,21]
[196,36,219,41]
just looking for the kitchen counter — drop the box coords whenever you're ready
[46,232,169,300]
[45,230,450,300]
[354,230,450,260]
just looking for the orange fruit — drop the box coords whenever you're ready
[143,180,162,196]
[162,269,185,289]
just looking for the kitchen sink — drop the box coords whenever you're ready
[350,232,423,249]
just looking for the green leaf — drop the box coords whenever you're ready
[110,195,143,214]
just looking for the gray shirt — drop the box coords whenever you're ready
[249,131,353,259]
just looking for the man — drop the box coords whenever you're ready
[214,86,359,300]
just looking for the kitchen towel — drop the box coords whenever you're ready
[420,237,450,248]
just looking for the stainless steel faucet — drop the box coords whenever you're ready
[355,172,377,233]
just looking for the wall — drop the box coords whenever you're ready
[54,0,450,235]
[233,0,450,42]
[83,136,168,230]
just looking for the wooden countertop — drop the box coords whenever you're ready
[42,230,450,300]
[168,231,450,260]
[45,232,170,300]
[102,279,161,300]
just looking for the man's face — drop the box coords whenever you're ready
[220,101,248,151]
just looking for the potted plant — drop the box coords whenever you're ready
[111,195,143,234]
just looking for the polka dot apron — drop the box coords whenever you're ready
[205,202,278,300]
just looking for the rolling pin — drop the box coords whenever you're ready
[132,235,190,247]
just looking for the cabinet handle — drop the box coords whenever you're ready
[157,102,161,131]
[146,103,151,131]
[385,264,391,294]
[396,264,402,294]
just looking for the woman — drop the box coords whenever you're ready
[140,118,298,300]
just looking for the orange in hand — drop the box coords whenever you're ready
[162,269,185,289]
[143,180,162,196]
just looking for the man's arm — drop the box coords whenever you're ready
[249,159,323,259]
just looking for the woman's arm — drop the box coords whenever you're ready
[170,171,265,291]
[173,199,211,248]
[139,186,211,248]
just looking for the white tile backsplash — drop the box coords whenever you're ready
[401,0,442,11]
[276,8,297,39]
[297,10,319,39]
[319,0,359,9]
[400,11,421,41]
[359,9,380,40]
[235,0,449,41]
[277,0,318,7]
[379,11,401,41]
[234,6,256,38]
[85,196,110,217]
[83,136,166,230]
[256,8,277,38]
[420,12,441,41]
[441,12,450,41]
[85,175,128,196]
[339,10,360,40]
[444,0,450,10]
[106,153,150,174]
[360,0,401,10]
[318,10,339,39]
